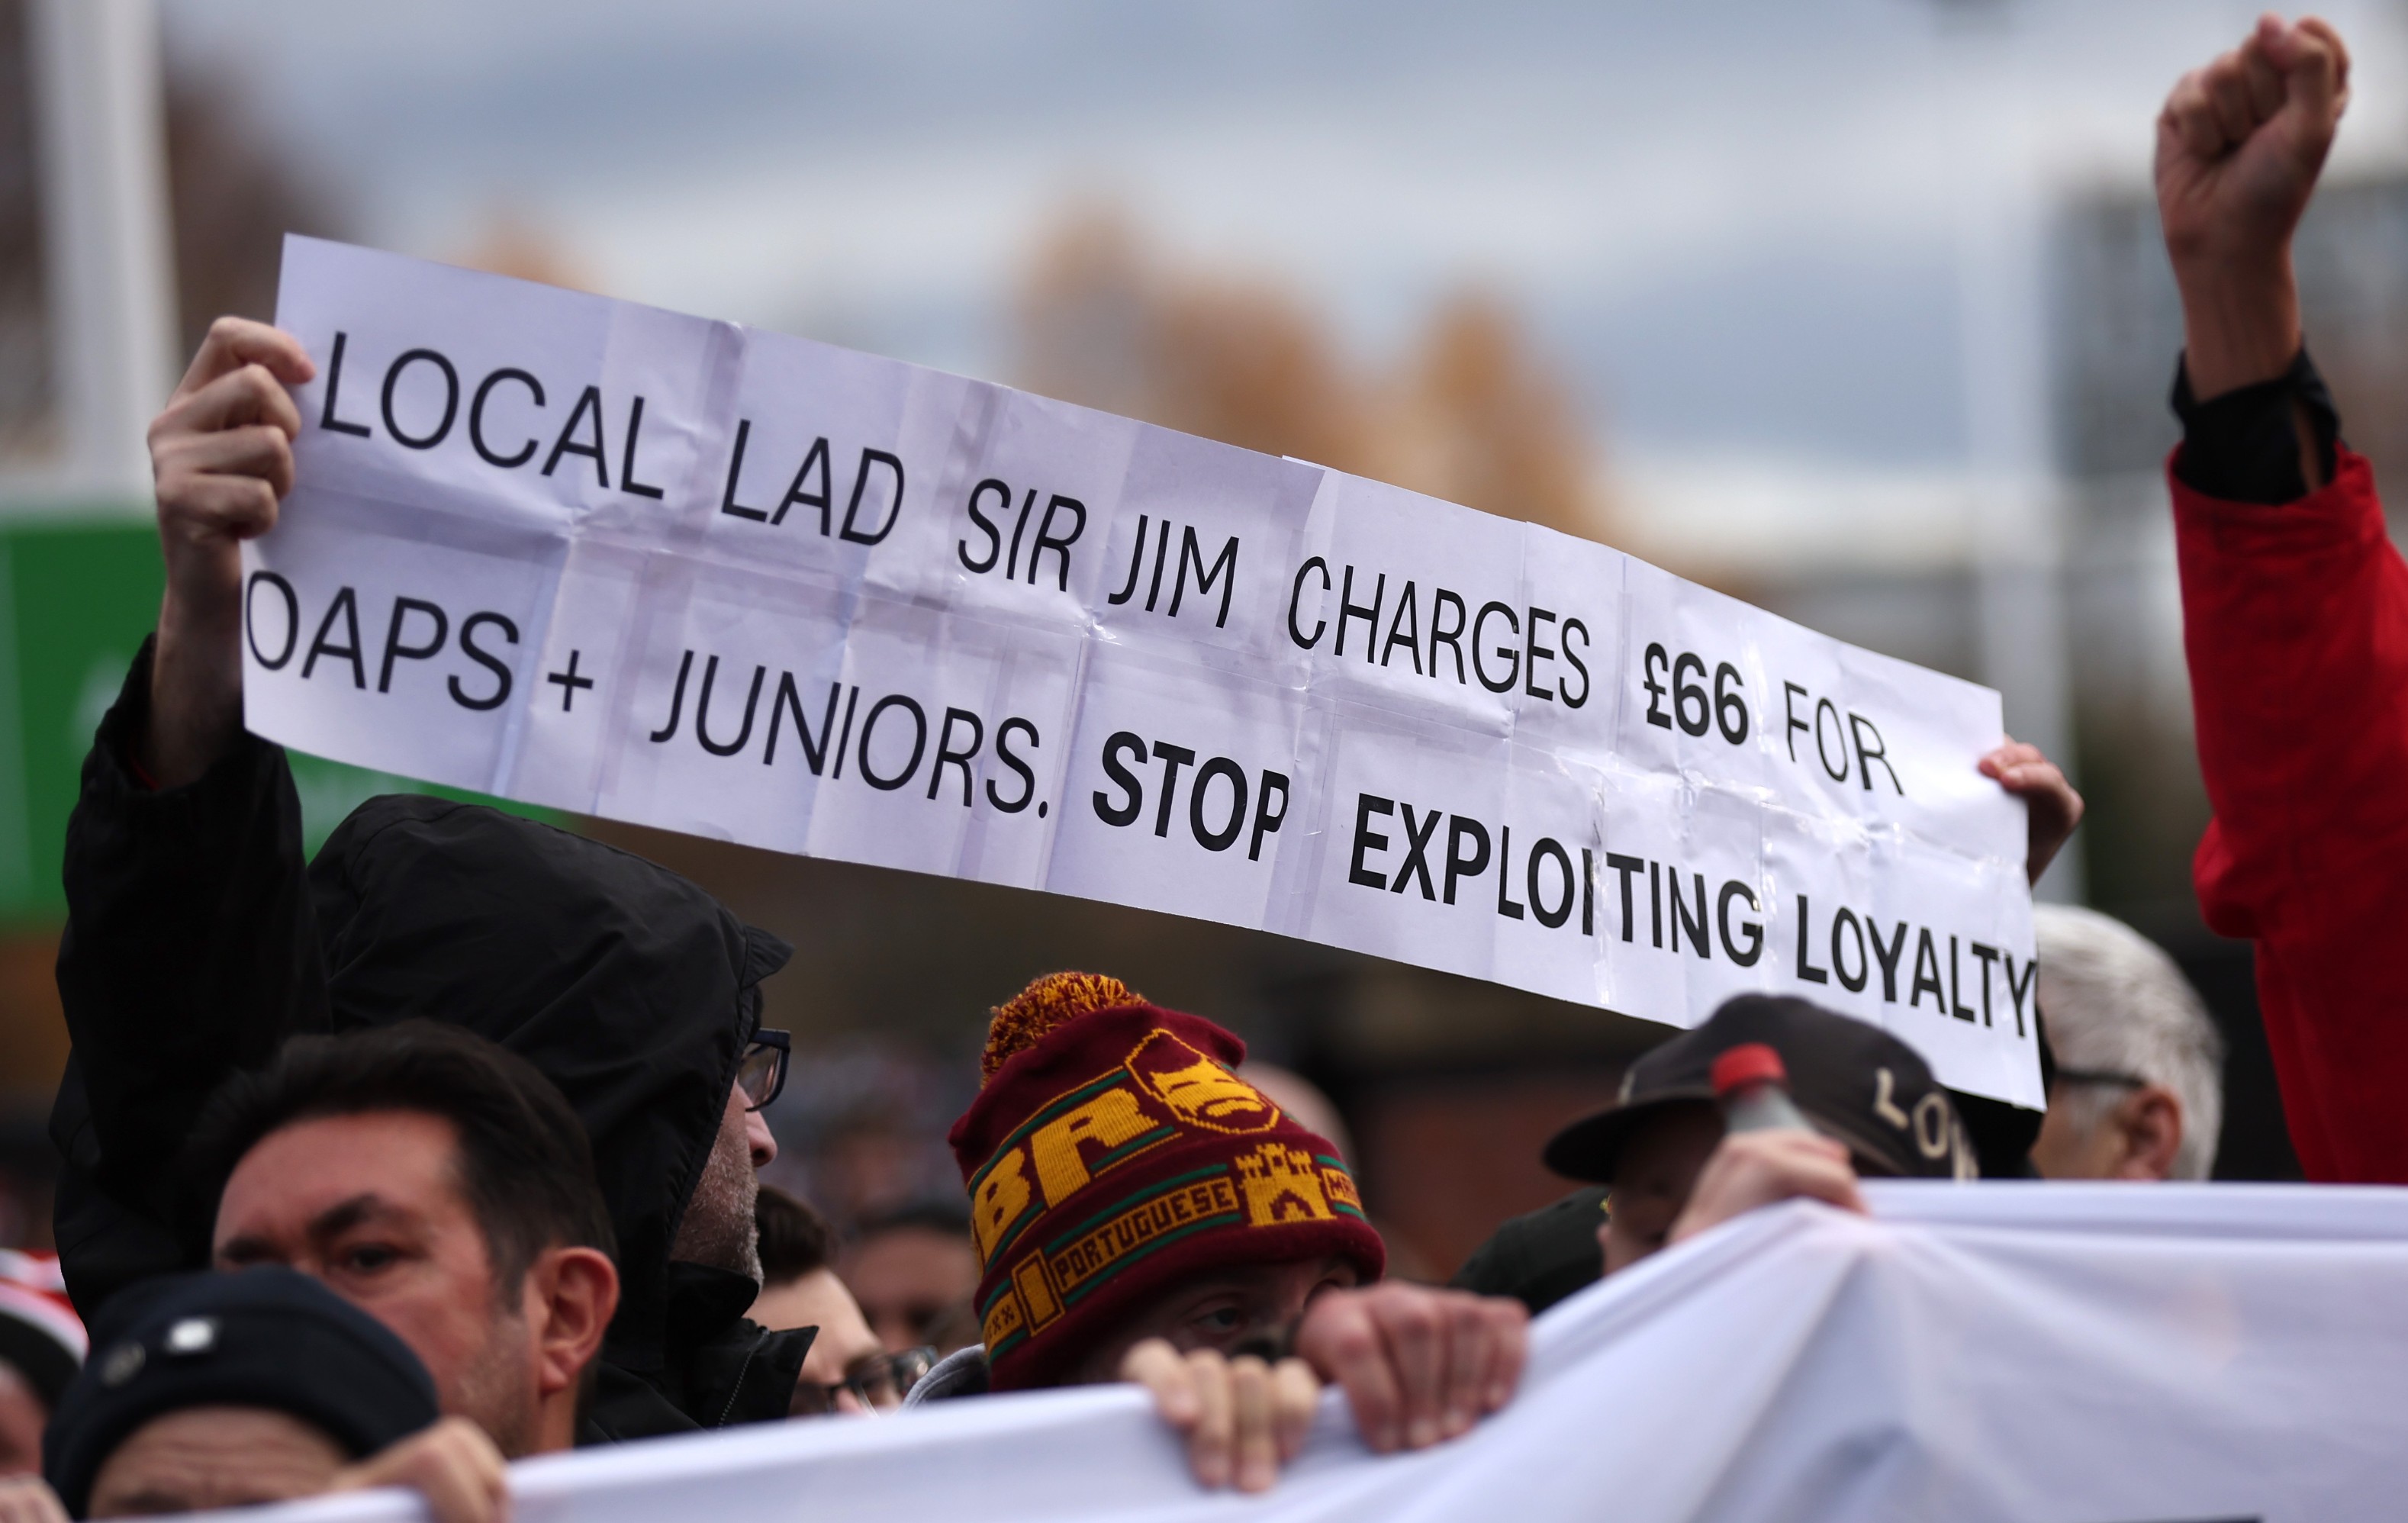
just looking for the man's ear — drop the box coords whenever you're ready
[2113,1085,2185,1181]
[524,1246,620,1398]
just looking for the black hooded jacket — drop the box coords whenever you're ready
[50,642,810,1441]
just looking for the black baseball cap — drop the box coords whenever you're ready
[1543,995,1978,1183]
[43,1268,439,1518]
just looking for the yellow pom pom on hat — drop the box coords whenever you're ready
[948,972,1385,1390]
[979,971,1142,1086]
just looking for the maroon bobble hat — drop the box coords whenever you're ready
[949,973,1385,1391]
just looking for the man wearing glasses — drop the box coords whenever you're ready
[750,1185,934,1418]
[2026,906,2225,1182]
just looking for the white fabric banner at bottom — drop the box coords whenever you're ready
[238,1183,2408,1523]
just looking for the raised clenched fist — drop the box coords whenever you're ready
[2157,14,2348,266]
[2155,15,2350,398]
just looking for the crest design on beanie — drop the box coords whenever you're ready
[1237,1144,1356,1225]
[1127,1031,1283,1133]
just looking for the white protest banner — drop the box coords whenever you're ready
[253,236,2039,1106]
[246,1183,2408,1523]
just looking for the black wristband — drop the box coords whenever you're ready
[2170,347,2341,504]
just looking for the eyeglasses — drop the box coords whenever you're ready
[2051,1064,2147,1091]
[789,1345,936,1417]
[738,1029,790,1112]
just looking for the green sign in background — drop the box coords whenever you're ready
[0,515,551,925]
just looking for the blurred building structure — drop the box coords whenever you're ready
[10,0,175,503]
[1936,0,2082,910]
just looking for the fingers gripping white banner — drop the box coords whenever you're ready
[250,1185,2408,1523]
[251,237,2039,1106]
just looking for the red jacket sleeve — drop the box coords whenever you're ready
[2173,444,2408,1181]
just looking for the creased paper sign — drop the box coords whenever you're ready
[253,236,2039,1107]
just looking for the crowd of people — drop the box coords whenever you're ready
[0,12,2384,1519]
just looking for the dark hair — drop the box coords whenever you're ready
[754,1186,838,1286]
[185,1021,616,1294]
[855,1198,973,1241]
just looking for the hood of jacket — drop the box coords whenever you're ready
[304,795,790,1381]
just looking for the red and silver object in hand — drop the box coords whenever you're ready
[1711,1043,1813,1135]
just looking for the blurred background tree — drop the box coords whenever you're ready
[1016,208,1611,543]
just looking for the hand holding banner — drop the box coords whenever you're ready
[223,1186,2408,1523]
[249,237,2039,1106]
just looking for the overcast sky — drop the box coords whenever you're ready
[159,1,2408,475]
